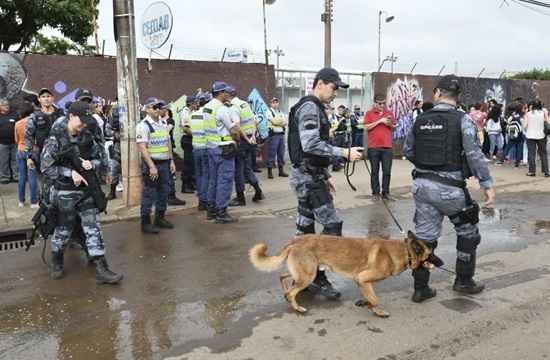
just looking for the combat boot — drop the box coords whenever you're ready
[278,165,289,177]
[198,201,208,211]
[215,208,238,224]
[141,217,159,234]
[267,167,274,179]
[154,213,174,229]
[50,251,65,280]
[167,196,186,206]
[454,250,484,294]
[229,192,246,207]
[93,256,123,285]
[453,277,485,294]
[411,267,437,303]
[181,178,194,194]
[307,270,341,300]
[251,183,265,202]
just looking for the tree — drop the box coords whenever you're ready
[506,69,550,81]
[0,0,99,52]
[30,33,96,55]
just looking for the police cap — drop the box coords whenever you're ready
[186,95,197,105]
[435,75,461,94]
[226,86,237,97]
[143,97,162,108]
[212,81,230,94]
[315,68,349,89]
[68,101,95,126]
[75,88,94,102]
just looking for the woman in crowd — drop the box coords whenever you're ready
[14,102,39,207]
[505,101,525,168]
[523,100,549,177]
[485,105,504,164]
[470,102,487,146]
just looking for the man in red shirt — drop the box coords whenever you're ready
[364,94,396,201]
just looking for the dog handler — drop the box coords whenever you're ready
[288,67,363,299]
[404,75,495,302]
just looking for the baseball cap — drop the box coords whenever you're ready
[75,88,93,101]
[68,101,95,126]
[315,68,349,89]
[212,81,230,94]
[38,88,53,96]
[435,75,461,94]
[143,97,162,108]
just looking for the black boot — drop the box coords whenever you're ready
[167,196,186,206]
[278,165,289,177]
[267,167,274,179]
[93,256,123,285]
[141,217,159,234]
[307,270,341,300]
[411,267,437,303]
[453,251,484,294]
[206,206,217,221]
[50,251,65,280]
[107,183,117,200]
[154,213,174,229]
[321,222,343,236]
[181,177,194,194]
[215,208,238,224]
[251,182,265,202]
[198,201,208,211]
[229,192,246,207]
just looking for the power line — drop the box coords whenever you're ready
[510,0,550,16]
[515,0,550,7]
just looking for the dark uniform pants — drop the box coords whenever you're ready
[140,160,170,221]
[352,130,364,147]
[290,167,342,235]
[207,146,235,210]
[235,141,258,193]
[193,148,209,204]
[266,133,285,168]
[50,189,105,257]
[181,139,195,186]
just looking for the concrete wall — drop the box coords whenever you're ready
[0,52,275,108]
[372,72,550,153]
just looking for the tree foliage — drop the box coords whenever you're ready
[0,0,99,52]
[506,69,550,81]
[30,33,96,55]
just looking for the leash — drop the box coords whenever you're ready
[345,145,405,234]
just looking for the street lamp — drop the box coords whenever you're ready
[262,0,276,65]
[378,10,395,71]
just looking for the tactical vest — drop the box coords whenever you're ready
[232,98,255,135]
[288,96,331,167]
[34,108,64,149]
[202,100,225,146]
[412,108,463,171]
[190,111,207,148]
[144,120,170,157]
[269,108,286,134]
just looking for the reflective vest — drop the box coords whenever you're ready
[268,108,286,133]
[232,97,255,135]
[202,99,224,147]
[144,120,170,157]
[190,110,207,149]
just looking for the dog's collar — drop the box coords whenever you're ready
[404,238,414,269]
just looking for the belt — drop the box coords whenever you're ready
[152,159,170,164]
[412,170,466,188]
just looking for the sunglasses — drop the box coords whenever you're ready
[376,101,386,105]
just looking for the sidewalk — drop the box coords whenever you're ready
[1,160,547,234]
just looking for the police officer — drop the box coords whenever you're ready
[204,82,240,224]
[189,93,210,210]
[266,98,289,179]
[104,105,122,200]
[41,101,122,284]
[330,105,350,172]
[404,75,495,302]
[180,96,199,194]
[227,86,265,206]
[350,105,365,147]
[74,88,105,145]
[288,68,363,299]
[137,97,176,234]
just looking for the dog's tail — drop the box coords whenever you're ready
[249,243,291,272]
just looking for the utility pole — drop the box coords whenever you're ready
[273,45,285,69]
[113,0,142,206]
[378,10,395,71]
[321,0,334,67]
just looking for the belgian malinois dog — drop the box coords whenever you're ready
[249,231,433,318]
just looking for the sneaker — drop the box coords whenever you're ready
[30,203,39,209]
[116,183,124,192]
[18,202,24,208]
[381,194,396,201]
[372,194,381,201]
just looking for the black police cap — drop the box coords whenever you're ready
[315,67,349,89]
[435,75,461,94]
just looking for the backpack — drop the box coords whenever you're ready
[507,118,521,140]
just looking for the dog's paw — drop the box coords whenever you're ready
[355,299,370,307]
[372,307,390,318]
[294,306,308,314]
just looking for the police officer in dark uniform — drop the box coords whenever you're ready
[405,75,495,302]
[288,68,363,299]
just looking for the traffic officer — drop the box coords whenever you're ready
[180,96,199,194]
[404,75,495,302]
[227,86,265,206]
[41,101,122,284]
[136,97,176,234]
[266,98,289,179]
[204,82,240,224]
[190,93,210,210]
[288,68,363,299]
[351,105,365,147]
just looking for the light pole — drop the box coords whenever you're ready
[262,0,276,65]
[273,45,285,69]
[378,10,395,71]
[322,0,334,67]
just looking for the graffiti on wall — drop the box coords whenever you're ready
[0,53,28,104]
[386,77,423,140]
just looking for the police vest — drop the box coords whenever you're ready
[269,108,286,133]
[203,101,233,145]
[34,108,64,149]
[233,98,255,136]
[412,108,463,172]
[143,120,170,157]
[288,96,331,167]
[190,111,207,148]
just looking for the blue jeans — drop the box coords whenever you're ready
[506,137,524,163]
[352,131,364,147]
[16,151,39,204]
[193,148,209,204]
[207,146,235,210]
[488,133,503,157]
[266,133,285,168]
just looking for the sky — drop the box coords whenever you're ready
[91,0,550,77]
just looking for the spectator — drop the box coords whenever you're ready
[0,98,18,184]
[469,103,488,146]
[505,101,525,168]
[485,106,504,164]
[524,100,549,177]
[412,100,423,122]
[364,94,396,201]
[14,102,39,207]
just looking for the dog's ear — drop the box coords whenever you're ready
[407,230,416,241]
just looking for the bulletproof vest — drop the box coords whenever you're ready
[78,128,95,160]
[288,95,331,167]
[34,108,64,149]
[412,108,464,172]
[335,115,347,132]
